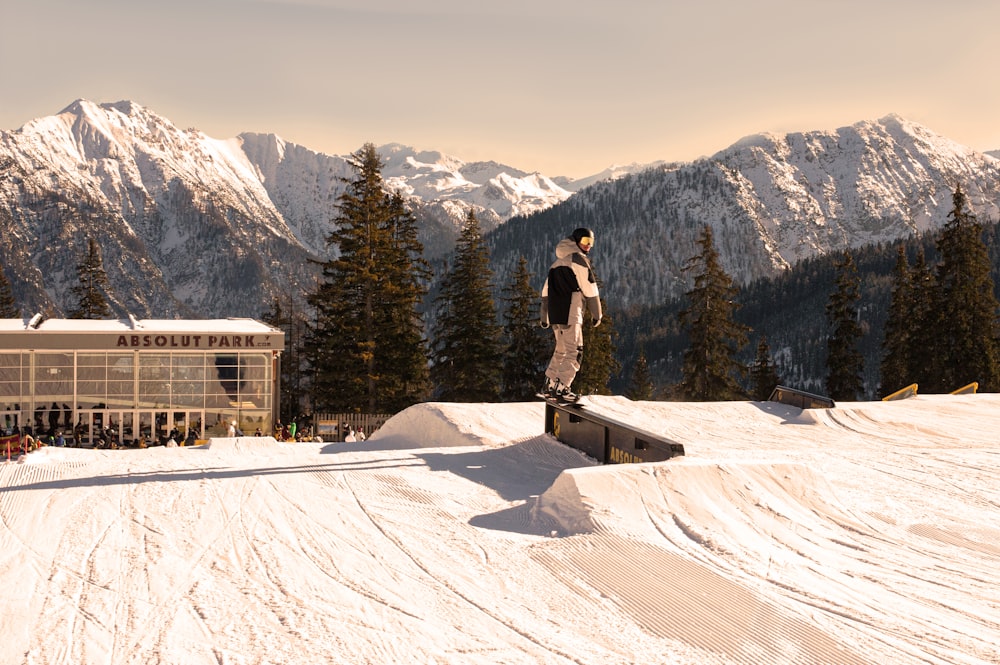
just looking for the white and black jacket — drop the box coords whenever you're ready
[540,237,602,326]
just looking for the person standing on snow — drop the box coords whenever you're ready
[540,227,602,402]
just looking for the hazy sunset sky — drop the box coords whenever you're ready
[3,0,998,177]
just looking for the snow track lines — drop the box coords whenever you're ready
[3,396,1000,664]
[535,462,871,663]
[413,399,1000,663]
[533,534,868,665]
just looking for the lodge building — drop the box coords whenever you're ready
[0,316,284,445]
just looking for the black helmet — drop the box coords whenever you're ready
[571,227,595,246]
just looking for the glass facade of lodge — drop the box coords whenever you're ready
[0,318,284,445]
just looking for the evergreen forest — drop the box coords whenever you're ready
[613,212,1000,400]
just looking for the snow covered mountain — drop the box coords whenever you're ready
[2,101,999,319]
[489,114,1000,308]
[0,100,577,317]
[377,143,572,220]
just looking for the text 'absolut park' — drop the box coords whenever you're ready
[116,335,275,349]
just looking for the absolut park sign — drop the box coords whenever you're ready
[1,322,283,352]
[115,334,275,349]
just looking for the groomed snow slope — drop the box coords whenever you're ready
[1,395,998,664]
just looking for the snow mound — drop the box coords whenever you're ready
[200,436,286,452]
[529,460,875,665]
[535,458,843,547]
[370,401,545,449]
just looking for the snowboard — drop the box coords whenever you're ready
[535,393,586,408]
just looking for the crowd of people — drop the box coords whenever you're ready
[1,423,204,455]
[268,420,366,443]
[3,415,379,458]
[2,425,82,454]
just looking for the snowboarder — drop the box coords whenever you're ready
[540,227,602,402]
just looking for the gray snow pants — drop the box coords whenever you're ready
[545,324,583,388]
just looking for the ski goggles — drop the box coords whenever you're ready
[578,236,594,248]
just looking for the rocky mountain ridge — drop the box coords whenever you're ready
[0,99,591,317]
[1,100,998,319]
[488,114,1000,309]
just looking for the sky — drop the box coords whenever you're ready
[2,394,998,663]
[3,0,999,178]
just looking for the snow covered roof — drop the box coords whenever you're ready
[0,317,283,351]
[0,316,278,334]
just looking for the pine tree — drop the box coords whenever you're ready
[749,336,780,401]
[0,263,19,318]
[306,143,430,413]
[879,246,912,396]
[825,250,865,400]
[574,298,619,395]
[262,295,309,422]
[926,185,1000,392]
[907,247,937,389]
[69,238,112,319]
[678,225,749,400]
[500,257,549,401]
[625,347,655,400]
[431,209,503,402]
[372,191,433,412]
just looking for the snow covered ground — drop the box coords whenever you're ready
[1,394,998,664]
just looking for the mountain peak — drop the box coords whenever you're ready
[57,98,159,127]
